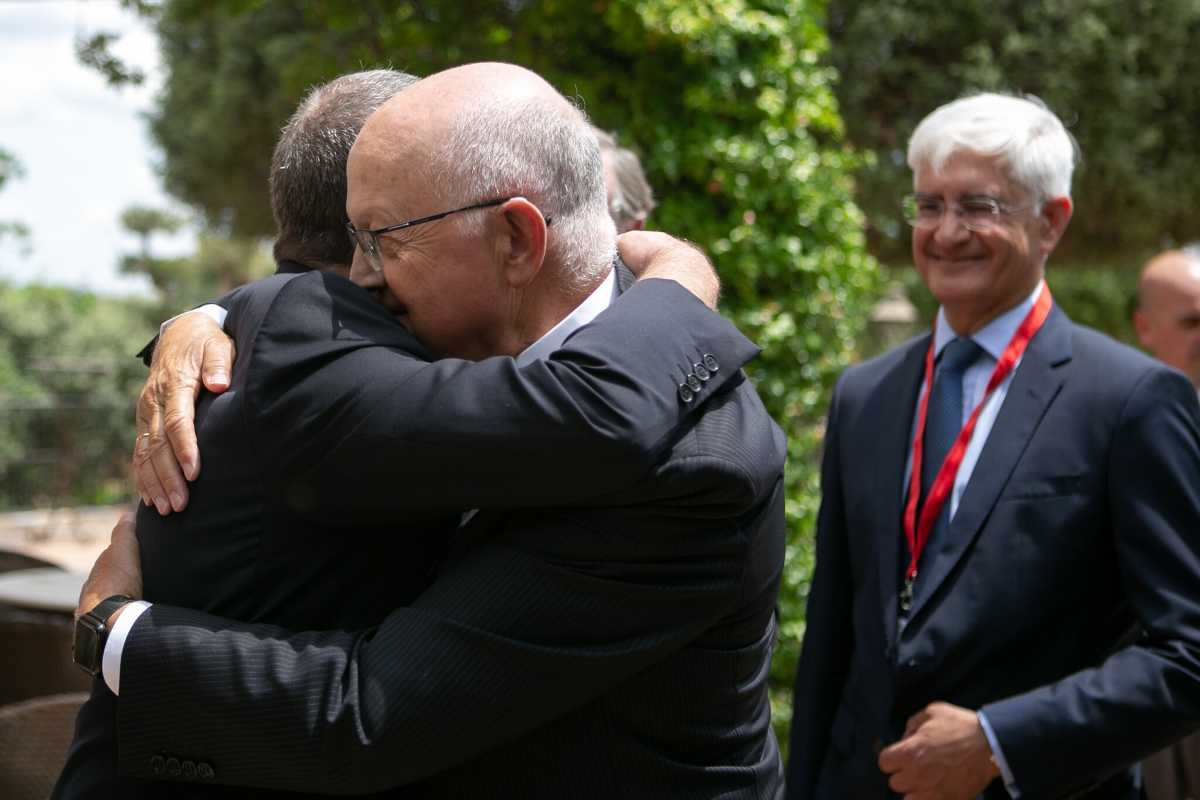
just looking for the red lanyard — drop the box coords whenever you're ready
[902,284,1053,589]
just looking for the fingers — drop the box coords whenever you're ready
[905,707,931,737]
[201,334,234,393]
[616,230,679,275]
[134,399,189,514]
[878,740,904,774]
[162,370,202,484]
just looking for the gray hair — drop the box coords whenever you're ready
[593,127,656,233]
[439,96,615,291]
[907,92,1079,202]
[270,69,419,267]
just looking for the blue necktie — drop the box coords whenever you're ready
[917,337,982,568]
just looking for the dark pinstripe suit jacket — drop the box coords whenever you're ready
[56,267,785,798]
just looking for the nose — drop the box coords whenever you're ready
[931,208,972,245]
[349,247,379,287]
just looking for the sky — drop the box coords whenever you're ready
[0,0,192,297]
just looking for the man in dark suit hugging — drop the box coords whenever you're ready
[71,62,787,799]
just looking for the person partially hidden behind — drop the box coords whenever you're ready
[787,92,1200,799]
[1135,244,1200,800]
[593,126,656,233]
[66,62,787,799]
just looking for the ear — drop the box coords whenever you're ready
[493,197,548,289]
[1133,308,1154,347]
[1037,196,1073,258]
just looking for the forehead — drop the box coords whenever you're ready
[913,151,1021,198]
[347,124,434,220]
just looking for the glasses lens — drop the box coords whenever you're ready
[960,200,1003,231]
[902,195,942,229]
[346,223,384,272]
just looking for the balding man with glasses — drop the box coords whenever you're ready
[787,93,1200,800]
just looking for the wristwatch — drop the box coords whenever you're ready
[73,594,136,676]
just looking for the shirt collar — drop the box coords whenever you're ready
[515,268,618,366]
[934,279,1045,361]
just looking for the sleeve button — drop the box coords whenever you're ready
[198,762,215,780]
[182,760,197,779]
[678,384,695,403]
[702,353,719,372]
[165,757,181,777]
[692,362,711,381]
[686,373,702,392]
[150,755,166,775]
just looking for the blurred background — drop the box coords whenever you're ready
[0,0,1197,760]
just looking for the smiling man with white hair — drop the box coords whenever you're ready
[787,92,1200,800]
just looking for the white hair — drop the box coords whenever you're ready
[438,95,615,291]
[907,92,1079,201]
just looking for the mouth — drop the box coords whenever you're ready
[924,252,987,269]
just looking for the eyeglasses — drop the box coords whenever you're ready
[346,197,553,272]
[901,194,1035,232]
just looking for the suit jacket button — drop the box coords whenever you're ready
[198,762,215,780]
[678,384,695,403]
[686,373,703,392]
[166,757,181,776]
[182,760,197,779]
[150,755,166,775]
[702,353,720,372]
[693,362,711,381]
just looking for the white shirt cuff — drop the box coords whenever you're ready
[101,600,152,696]
[977,709,1020,797]
[159,304,228,338]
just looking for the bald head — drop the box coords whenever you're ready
[1135,248,1200,387]
[344,63,615,361]
[351,62,614,287]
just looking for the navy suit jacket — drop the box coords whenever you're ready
[788,305,1200,799]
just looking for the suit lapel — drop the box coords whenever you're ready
[905,306,1073,623]
[872,336,930,651]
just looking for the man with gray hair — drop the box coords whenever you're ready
[594,126,656,233]
[788,92,1200,799]
[76,62,787,798]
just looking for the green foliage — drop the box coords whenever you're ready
[88,0,884,749]
[117,204,274,318]
[827,0,1200,264]
[0,149,30,251]
[0,281,155,509]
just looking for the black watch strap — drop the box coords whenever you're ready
[73,594,137,676]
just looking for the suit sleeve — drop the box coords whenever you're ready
[246,274,760,516]
[982,368,1200,796]
[114,492,770,792]
[785,375,856,798]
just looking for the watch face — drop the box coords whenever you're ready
[73,618,103,676]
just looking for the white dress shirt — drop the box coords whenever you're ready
[104,267,619,695]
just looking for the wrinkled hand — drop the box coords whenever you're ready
[877,702,1001,800]
[76,511,143,623]
[134,311,235,515]
[617,231,720,309]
